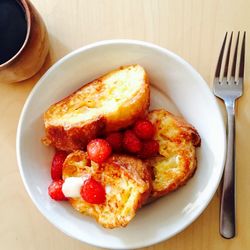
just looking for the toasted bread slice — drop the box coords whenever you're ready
[43,65,150,151]
[146,109,200,198]
[62,151,152,228]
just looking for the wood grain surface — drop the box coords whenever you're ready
[0,0,249,249]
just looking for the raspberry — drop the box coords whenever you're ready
[123,130,142,153]
[133,119,155,140]
[51,151,68,181]
[80,177,106,204]
[106,132,123,151]
[138,140,159,159]
[48,180,67,201]
[87,139,112,164]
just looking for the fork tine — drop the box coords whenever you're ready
[215,32,228,78]
[223,32,233,78]
[239,31,246,78]
[231,32,240,78]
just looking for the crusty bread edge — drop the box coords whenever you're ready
[149,109,201,147]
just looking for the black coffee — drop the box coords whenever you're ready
[0,0,27,64]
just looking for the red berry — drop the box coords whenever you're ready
[133,119,155,140]
[48,180,67,201]
[138,140,159,159]
[123,130,142,153]
[87,139,112,164]
[51,151,68,181]
[106,132,123,151]
[80,178,106,204]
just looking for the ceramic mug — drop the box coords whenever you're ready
[0,0,49,83]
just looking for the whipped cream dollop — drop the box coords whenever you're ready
[62,177,85,198]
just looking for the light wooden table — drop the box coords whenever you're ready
[1,0,249,249]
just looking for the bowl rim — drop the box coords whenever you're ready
[16,39,226,249]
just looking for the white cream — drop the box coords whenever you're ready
[176,155,181,164]
[62,177,84,198]
[105,185,112,194]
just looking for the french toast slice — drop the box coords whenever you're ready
[43,65,150,151]
[146,109,200,198]
[62,150,152,228]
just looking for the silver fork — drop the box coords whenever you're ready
[213,31,246,239]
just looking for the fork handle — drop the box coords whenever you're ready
[220,100,236,239]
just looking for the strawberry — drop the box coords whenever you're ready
[87,139,112,164]
[138,140,159,159]
[106,132,123,152]
[133,119,155,140]
[48,180,67,201]
[123,130,142,153]
[80,178,106,204]
[51,151,68,181]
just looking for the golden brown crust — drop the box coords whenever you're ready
[146,109,200,198]
[42,117,105,152]
[161,110,201,147]
[62,151,152,228]
[43,65,150,151]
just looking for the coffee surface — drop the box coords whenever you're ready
[0,0,27,64]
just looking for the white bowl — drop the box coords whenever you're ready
[16,40,226,249]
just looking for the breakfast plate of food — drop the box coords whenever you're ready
[16,40,226,249]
